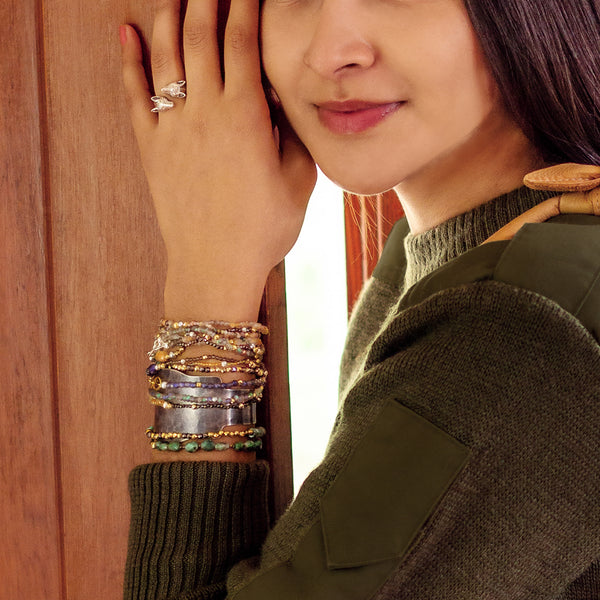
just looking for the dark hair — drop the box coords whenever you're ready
[463,0,600,165]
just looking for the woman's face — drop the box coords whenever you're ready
[261,0,508,195]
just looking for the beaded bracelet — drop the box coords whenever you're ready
[152,341,263,363]
[149,420,265,453]
[150,397,263,410]
[160,364,265,376]
[153,355,263,370]
[160,319,269,336]
[150,320,267,362]
[155,353,249,365]
[146,425,266,441]
[149,372,220,387]
[148,390,262,410]
[153,323,267,349]
[151,438,263,453]
[153,341,263,362]
[149,375,267,391]
[149,385,262,404]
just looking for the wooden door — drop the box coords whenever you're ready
[2,1,293,598]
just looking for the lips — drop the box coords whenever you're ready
[316,100,404,134]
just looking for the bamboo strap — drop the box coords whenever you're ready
[484,163,600,243]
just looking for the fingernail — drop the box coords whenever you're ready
[119,25,128,46]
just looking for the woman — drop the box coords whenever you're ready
[120,0,600,598]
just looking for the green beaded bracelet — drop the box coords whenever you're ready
[152,438,263,453]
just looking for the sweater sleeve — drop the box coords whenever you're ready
[124,460,269,600]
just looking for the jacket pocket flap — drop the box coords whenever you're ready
[320,399,470,568]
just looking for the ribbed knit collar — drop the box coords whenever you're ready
[403,186,556,289]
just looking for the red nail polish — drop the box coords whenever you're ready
[119,25,128,46]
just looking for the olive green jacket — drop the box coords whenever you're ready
[125,213,600,600]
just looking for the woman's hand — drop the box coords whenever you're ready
[120,0,316,320]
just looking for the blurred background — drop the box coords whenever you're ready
[286,170,348,494]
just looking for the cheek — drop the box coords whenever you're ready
[420,26,498,137]
[456,29,498,115]
[260,10,294,94]
[461,17,498,102]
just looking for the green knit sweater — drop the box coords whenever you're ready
[125,187,600,600]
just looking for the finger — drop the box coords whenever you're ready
[223,0,262,95]
[183,0,222,101]
[120,24,156,135]
[151,0,186,98]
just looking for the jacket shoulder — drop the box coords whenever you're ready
[495,214,600,341]
[400,214,600,341]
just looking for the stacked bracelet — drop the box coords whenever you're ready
[146,319,268,453]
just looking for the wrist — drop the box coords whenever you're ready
[164,267,267,322]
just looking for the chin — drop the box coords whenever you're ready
[318,165,401,196]
[311,145,417,196]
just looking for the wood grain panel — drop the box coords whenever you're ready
[0,0,64,598]
[260,263,294,523]
[41,1,293,597]
[42,2,160,597]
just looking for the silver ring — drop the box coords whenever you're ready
[161,80,186,99]
[150,95,174,113]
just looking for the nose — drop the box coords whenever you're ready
[303,2,376,79]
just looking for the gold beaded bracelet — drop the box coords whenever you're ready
[146,425,266,441]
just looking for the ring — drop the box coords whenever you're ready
[161,80,186,99]
[150,96,174,113]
